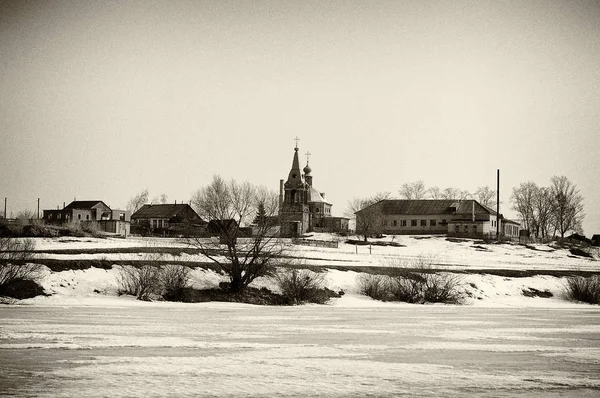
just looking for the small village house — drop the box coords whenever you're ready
[131,203,204,236]
[43,200,131,236]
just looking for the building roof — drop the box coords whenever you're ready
[131,204,201,221]
[360,199,497,217]
[206,219,238,234]
[308,186,330,204]
[64,200,110,210]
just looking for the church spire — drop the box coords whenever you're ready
[286,137,304,187]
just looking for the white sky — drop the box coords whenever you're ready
[1,1,599,234]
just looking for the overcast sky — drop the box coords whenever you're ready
[1,0,599,234]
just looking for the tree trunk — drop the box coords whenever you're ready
[229,274,243,293]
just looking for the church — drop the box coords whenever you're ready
[278,140,349,237]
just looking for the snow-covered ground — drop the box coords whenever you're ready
[31,234,600,272]
[3,235,600,396]
[11,234,600,308]
[1,304,599,397]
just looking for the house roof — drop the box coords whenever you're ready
[64,200,109,210]
[131,204,200,220]
[360,199,497,217]
[207,219,238,234]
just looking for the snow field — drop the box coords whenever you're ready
[1,305,599,397]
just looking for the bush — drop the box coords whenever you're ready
[358,257,464,304]
[0,278,46,299]
[117,265,162,301]
[63,221,86,237]
[161,264,192,301]
[23,224,60,237]
[565,275,600,304]
[0,237,44,299]
[569,248,593,258]
[275,269,331,304]
[357,274,392,301]
[177,285,289,305]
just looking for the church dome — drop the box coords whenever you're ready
[303,164,312,175]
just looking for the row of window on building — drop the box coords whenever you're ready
[48,213,90,221]
[382,219,448,227]
[153,219,167,228]
[455,224,478,234]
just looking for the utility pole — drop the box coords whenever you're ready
[3,198,6,219]
[37,198,40,219]
[496,169,500,239]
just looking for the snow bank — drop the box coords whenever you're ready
[13,265,593,309]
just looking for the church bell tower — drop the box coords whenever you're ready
[279,137,310,236]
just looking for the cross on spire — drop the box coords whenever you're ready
[305,151,311,164]
[294,136,300,149]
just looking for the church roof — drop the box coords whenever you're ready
[285,147,304,187]
[308,186,330,204]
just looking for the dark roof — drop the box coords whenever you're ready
[132,204,201,220]
[64,201,109,210]
[207,219,238,234]
[363,199,497,217]
[567,233,591,243]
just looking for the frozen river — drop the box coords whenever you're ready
[1,303,600,397]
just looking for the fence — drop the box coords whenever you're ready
[291,238,338,249]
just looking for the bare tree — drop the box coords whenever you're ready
[550,176,585,238]
[188,175,282,293]
[0,237,39,286]
[440,187,470,200]
[474,186,497,207]
[428,186,443,199]
[511,182,537,234]
[372,191,392,202]
[127,189,149,213]
[151,193,169,204]
[533,187,554,239]
[399,180,427,200]
[347,195,386,242]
